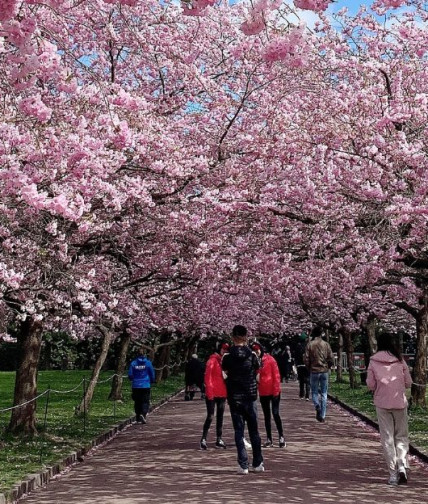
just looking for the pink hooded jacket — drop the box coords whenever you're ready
[366,351,412,410]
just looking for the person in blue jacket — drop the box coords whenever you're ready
[128,347,155,423]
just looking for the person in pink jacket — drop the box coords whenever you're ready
[200,341,229,450]
[366,332,412,486]
[251,342,286,448]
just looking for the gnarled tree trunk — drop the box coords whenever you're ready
[336,332,343,383]
[8,317,43,434]
[75,326,113,415]
[396,297,427,407]
[109,331,131,401]
[153,330,172,383]
[412,307,427,407]
[343,328,356,389]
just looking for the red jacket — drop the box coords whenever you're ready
[204,353,227,399]
[258,353,281,397]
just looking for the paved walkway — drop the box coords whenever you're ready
[20,382,428,504]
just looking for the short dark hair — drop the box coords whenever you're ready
[311,325,323,339]
[232,325,247,338]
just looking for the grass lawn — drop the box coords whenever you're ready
[0,370,184,494]
[329,373,428,456]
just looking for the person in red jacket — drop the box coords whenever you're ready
[200,341,230,450]
[252,342,286,448]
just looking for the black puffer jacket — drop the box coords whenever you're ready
[222,345,260,403]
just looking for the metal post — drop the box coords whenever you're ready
[43,386,51,432]
[83,377,87,434]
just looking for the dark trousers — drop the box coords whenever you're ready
[185,383,205,400]
[259,395,283,441]
[202,397,226,440]
[132,388,151,419]
[297,366,310,399]
[229,399,263,470]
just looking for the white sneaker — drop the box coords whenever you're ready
[237,466,249,475]
[243,438,252,450]
[250,463,265,473]
[279,436,286,448]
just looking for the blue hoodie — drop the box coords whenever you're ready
[128,356,155,388]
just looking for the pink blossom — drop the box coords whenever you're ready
[3,17,37,48]
[20,183,48,210]
[112,121,133,148]
[372,0,406,9]
[263,26,308,66]
[252,0,282,14]
[294,0,331,12]
[37,40,61,81]
[0,0,18,22]
[18,95,52,122]
[103,0,138,4]
[240,15,265,36]
[181,0,216,16]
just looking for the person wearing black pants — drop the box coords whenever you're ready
[295,333,310,400]
[222,326,264,474]
[251,342,286,448]
[132,388,151,422]
[259,395,284,447]
[200,342,229,450]
[128,347,155,423]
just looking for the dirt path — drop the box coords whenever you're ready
[19,382,428,504]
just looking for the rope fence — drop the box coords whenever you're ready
[0,358,187,441]
[1,361,426,417]
[0,358,188,464]
[0,360,186,415]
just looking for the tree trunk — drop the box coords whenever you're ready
[366,316,377,356]
[75,328,113,415]
[343,328,356,389]
[8,317,43,434]
[412,307,427,407]
[336,332,343,383]
[153,330,172,383]
[109,331,131,401]
[184,335,198,361]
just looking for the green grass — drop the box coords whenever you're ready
[329,374,428,455]
[0,370,184,494]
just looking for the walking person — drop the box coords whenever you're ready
[200,341,230,450]
[284,345,293,381]
[128,347,156,424]
[184,353,205,400]
[251,342,286,448]
[222,325,264,475]
[295,332,310,400]
[304,325,334,423]
[366,332,412,486]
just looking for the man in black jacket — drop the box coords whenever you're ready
[222,325,264,475]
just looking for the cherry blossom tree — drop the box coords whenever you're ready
[2,0,428,433]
